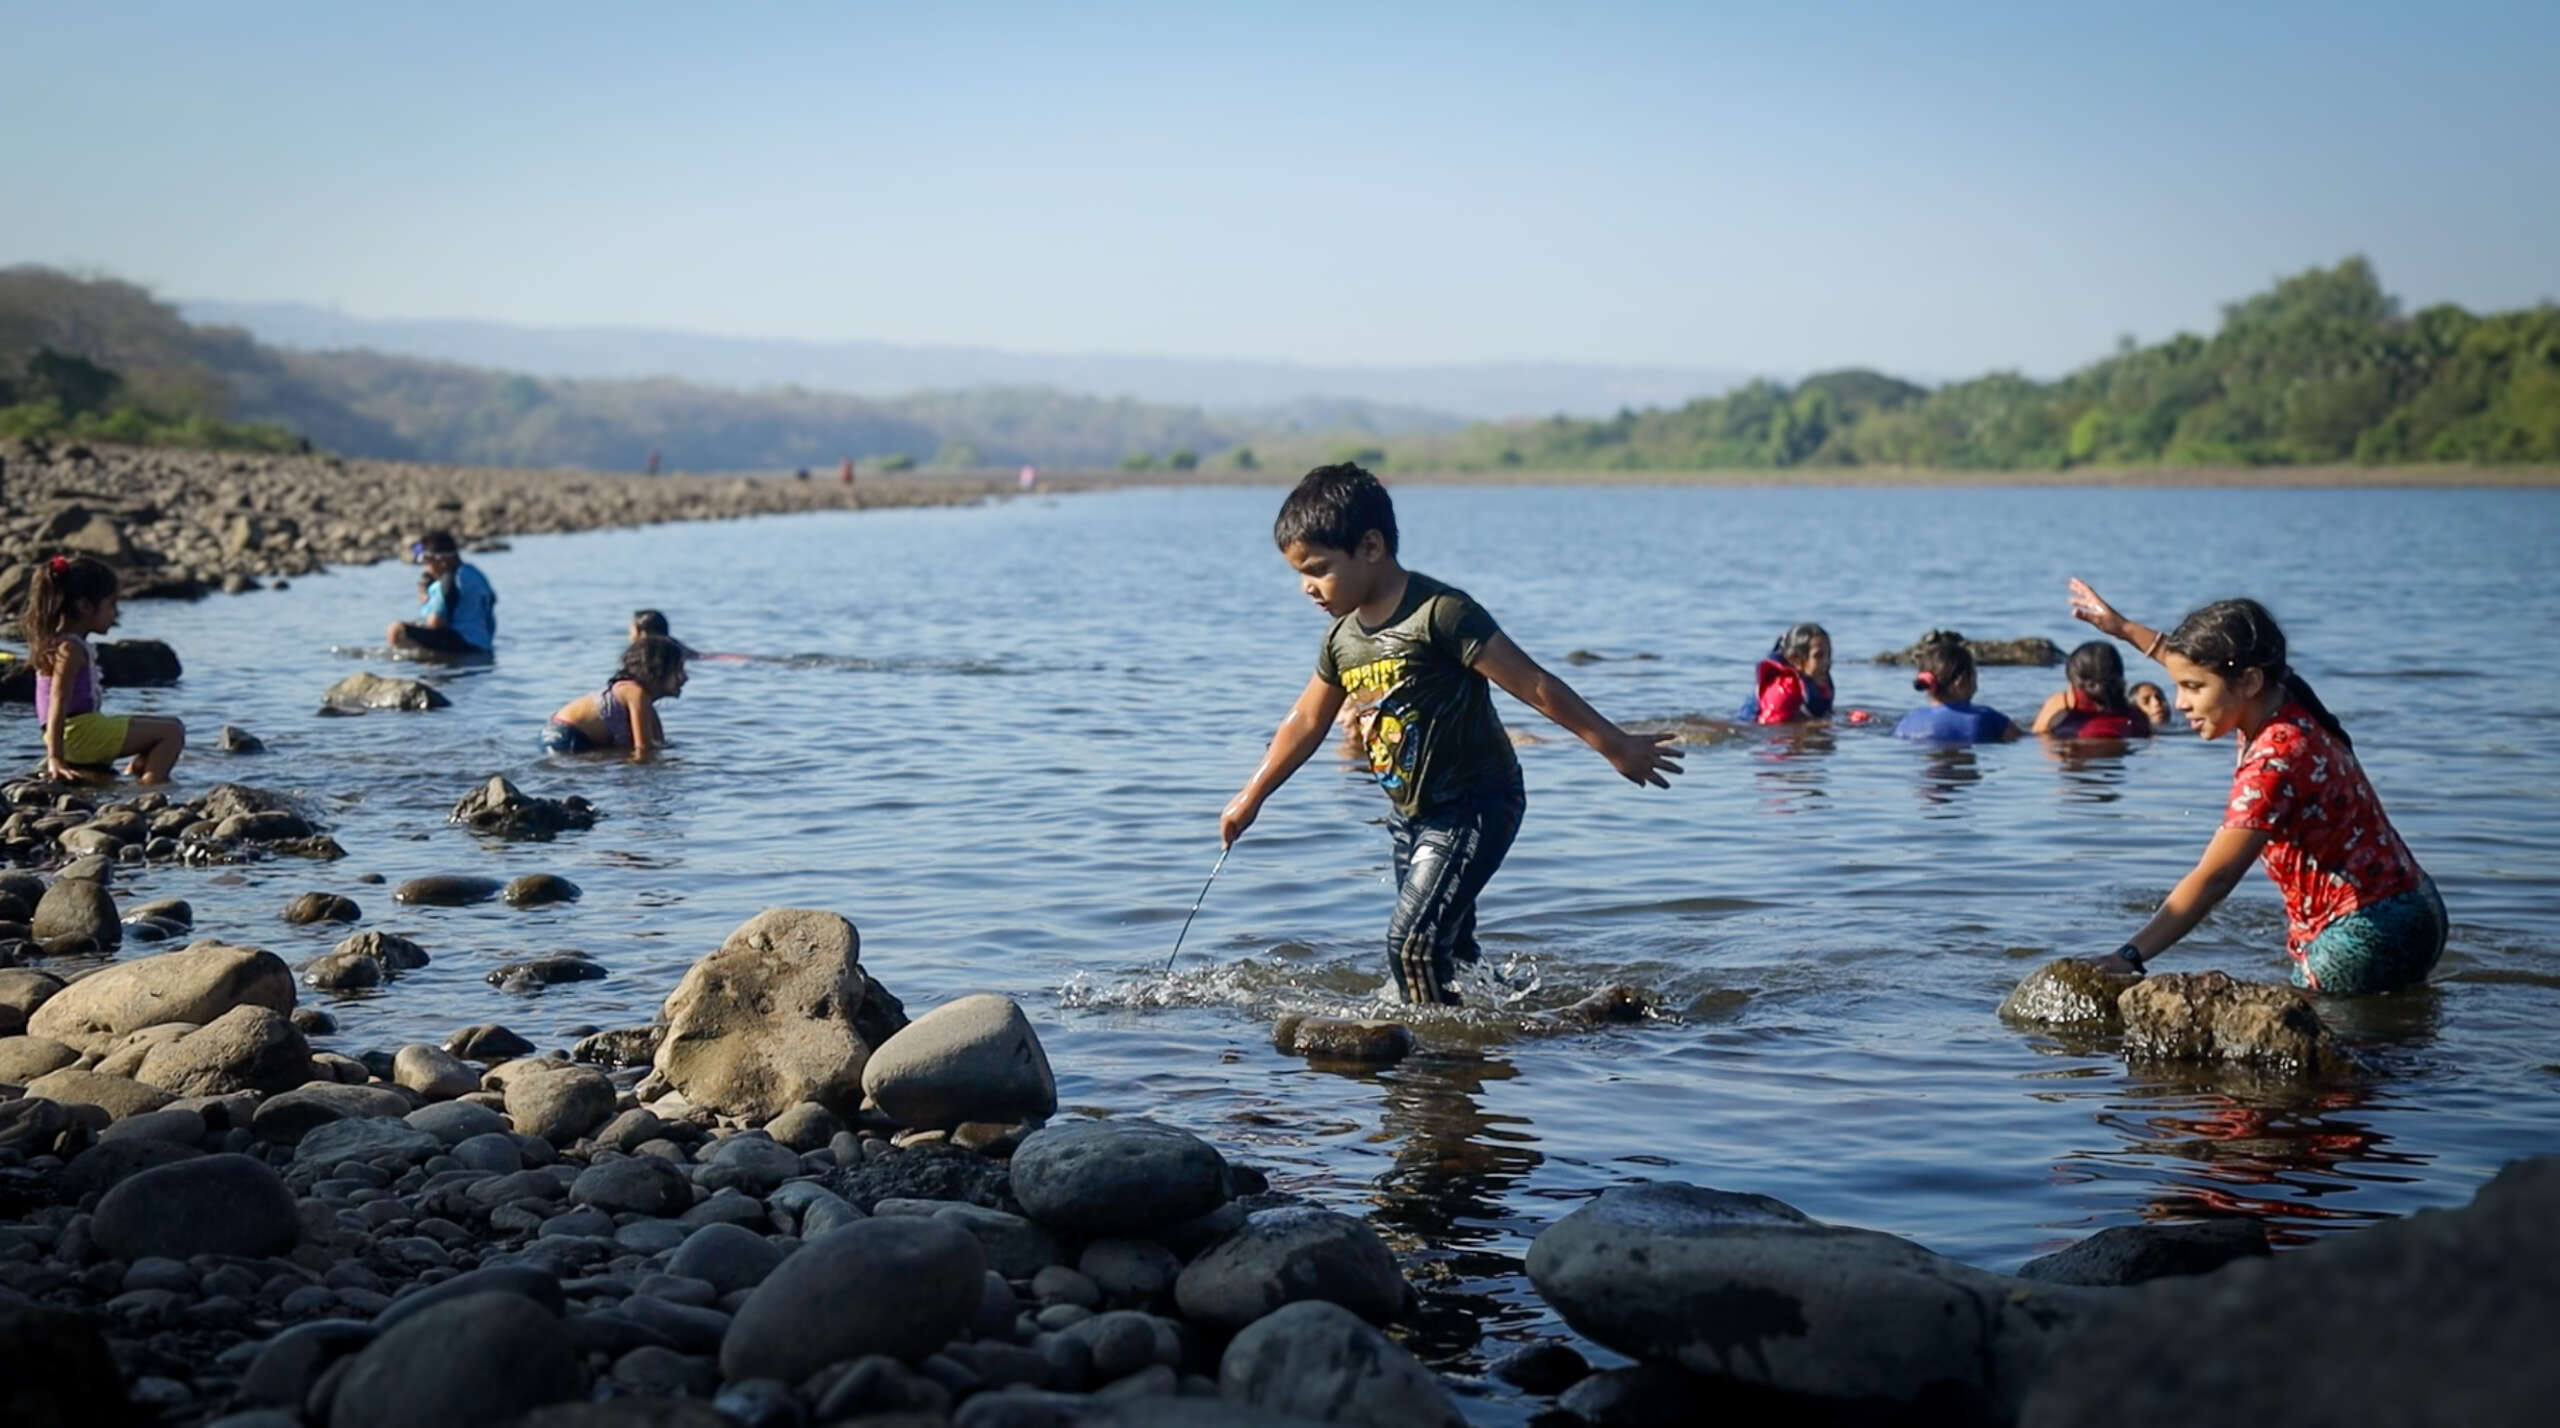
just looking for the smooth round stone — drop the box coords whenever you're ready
[393,875,503,907]
[501,874,582,908]
[1009,1119,1228,1237]
[294,1116,443,1165]
[407,1099,510,1146]
[453,1132,526,1174]
[1079,1239,1183,1305]
[571,1157,694,1217]
[1220,1300,1465,1427]
[327,1292,581,1428]
[720,1218,987,1384]
[616,1219,692,1255]
[703,1134,805,1193]
[666,1222,788,1296]
[93,1153,299,1260]
[1174,1206,1405,1331]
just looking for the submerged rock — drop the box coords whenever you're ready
[2117,971,2332,1071]
[283,891,361,925]
[1999,959,2141,1027]
[1271,1014,1414,1065]
[321,671,450,713]
[1527,1181,2093,1421]
[395,874,503,907]
[503,873,583,907]
[214,724,266,754]
[487,952,607,989]
[451,775,598,841]
[2017,1219,2272,1287]
[1562,984,1657,1024]
[301,929,432,990]
[653,908,908,1121]
[1875,634,2064,666]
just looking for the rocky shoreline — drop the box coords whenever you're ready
[0,438,1028,618]
[1,774,2552,1428]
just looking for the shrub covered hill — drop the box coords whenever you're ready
[1339,258,2559,472]
[0,267,1428,471]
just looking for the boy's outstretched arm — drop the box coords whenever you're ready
[1221,674,1347,847]
[1472,634,1682,787]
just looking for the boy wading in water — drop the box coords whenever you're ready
[1220,465,1683,1005]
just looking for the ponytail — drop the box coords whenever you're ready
[2064,640,2131,713]
[19,554,117,667]
[1910,629,1973,697]
[2163,598,2350,749]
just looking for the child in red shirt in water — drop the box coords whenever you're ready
[2068,580,2443,994]
[1737,623,1834,723]
[2030,640,2153,740]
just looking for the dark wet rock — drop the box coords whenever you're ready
[0,1303,138,1428]
[299,929,432,992]
[321,670,450,713]
[124,896,192,926]
[1875,634,2064,666]
[24,1067,176,1121]
[30,876,119,948]
[1080,1238,1184,1306]
[289,1005,337,1034]
[653,907,909,1121]
[395,874,503,906]
[59,1136,205,1198]
[251,1081,411,1142]
[503,873,583,908]
[861,992,1058,1130]
[571,1156,695,1216]
[215,724,266,754]
[1270,1013,1414,1064]
[451,775,599,841]
[94,638,181,686]
[571,1024,663,1067]
[1011,1118,1229,1237]
[2017,1219,2272,1287]
[816,1140,1001,1213]
[293,1115,442,1164]
[408,1097,509,1144]
[94,1152,299,1259]
[131,1004,311,1096]
[283,891,361,925]
[239,1318,377,1409]
[505,1062,616,1144]
[937,1202,1062,1280]
[1488,1340,1591,1395]
[1562,983,1657,1024]
[392,1042,478,1099]
[1174,1206,1405,1331]
[666,1222,789,1294]
[1527,1181,2094,1420]
[720,1217,988,1383]
[448,1022,536,1059]
[1220,1300,1466,1428]
[488,951,606,989]
[2118,971,2332,1071]
[27,941,294,1053]
[2020,1156,2560,1428]
[2000,958,2142,1026]
[0,967,66,1036]
[327,1291,582,1428]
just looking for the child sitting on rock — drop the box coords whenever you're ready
[544,635,688,759]
[1893,631,2019,744]
[23,555,186,783]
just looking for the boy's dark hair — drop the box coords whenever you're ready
[631,609,670,638]
[617,634,687,688]
[2065,639,2131,711]
[1274,464,1397,556]
[1910,630,1974,695]
[2163,598,2349,748]
[20,554,118,657]
[418,531,460,557]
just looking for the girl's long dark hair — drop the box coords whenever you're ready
[2162,598,2350,748]
[616,634,687,688]
[19,555,118,667]
[1775,622,1829,665]
[2065,639,2131,712]
[1910,629,1973,695]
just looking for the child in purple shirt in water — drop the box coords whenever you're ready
[1893,630,2020,744]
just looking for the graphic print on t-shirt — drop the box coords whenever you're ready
[1338,653,1417,792]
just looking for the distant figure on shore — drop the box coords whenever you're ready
[2070,580,2443,993]
[1219,464,1681,1005]
[647,449,661,476]
[1020,465,1038,491]
[22,554,186,783]
[1893,631,2019,743]
[840,458,855,486]
[1737,623,1834,724]
[544,635,688,759]
[2030,640,2153,739]
[2130,680,2173,728]
[387,531,497,657]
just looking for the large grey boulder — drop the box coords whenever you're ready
[327,1292,582,1428]
[1175,1207,1405,1331]
[1526,1182,2095,1422]
[1998,959,2140,1027]
[131,1004,311,1096]
[1010,1118,1228,1237]
[322,671,450,712]
[92,1153,299,1260]
[1219,1300,1466,1428]
[859,993,1057,1130]
[2020,1156,2560,1427]
[652,908,907,1121]
[720,1217,986,1382]
[26,941,294,1053]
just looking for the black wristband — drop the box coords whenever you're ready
[2115,942,2147,972]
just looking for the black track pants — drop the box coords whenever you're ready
[1384,781,1526,1005]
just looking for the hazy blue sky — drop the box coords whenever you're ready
[6,1,2554,378]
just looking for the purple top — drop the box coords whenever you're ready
[33,634,100,720]
[596,679,635,747]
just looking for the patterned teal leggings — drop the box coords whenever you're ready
[2294,875,2446,995]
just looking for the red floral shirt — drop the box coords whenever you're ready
[2222,700,2423,955]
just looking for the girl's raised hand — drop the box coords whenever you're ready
[2067,578,2124,637]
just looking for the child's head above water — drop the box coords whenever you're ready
[1773,622,1831,680]
[1274,464,1400,617]
[2130,681,2170,725]
[630,608,670,640]
[1910,629,1976,703]
[2160,597,2349,748]
[618,634,689,698]
[19,554,119,650]
[2065,639,2131,711]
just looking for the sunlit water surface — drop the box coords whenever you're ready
[20,484,2559,1422]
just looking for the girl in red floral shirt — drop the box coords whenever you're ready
[2065,581,2444,994]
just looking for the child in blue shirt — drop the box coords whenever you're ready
[1893,630,2019,743]
[388,530,497,655]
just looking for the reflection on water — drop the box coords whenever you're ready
[16,483,2560,1424]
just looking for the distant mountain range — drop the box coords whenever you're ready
[181,300,1757,422]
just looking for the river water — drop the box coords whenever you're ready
[18,482,2560,1420]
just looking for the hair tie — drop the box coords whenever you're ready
[48,555,71,574]
[1913,671,1937,692]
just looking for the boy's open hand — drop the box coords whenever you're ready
[1606,729,1684,788]
[1219,792,1261,848]
[2068,578,2124,638]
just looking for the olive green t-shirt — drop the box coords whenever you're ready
[1314,571,1520,818]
